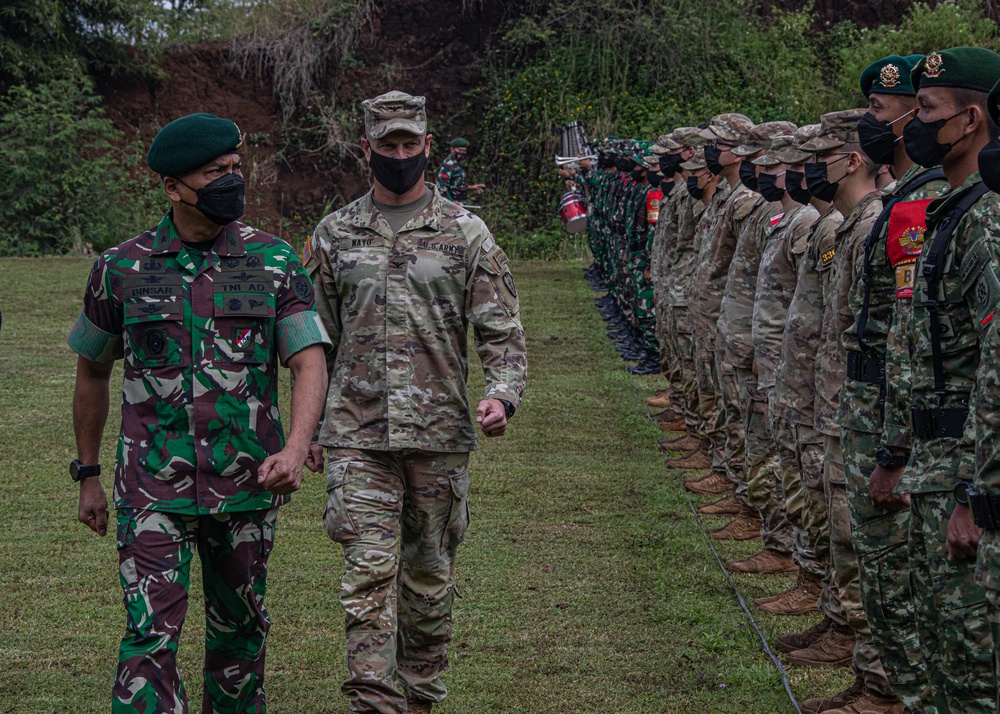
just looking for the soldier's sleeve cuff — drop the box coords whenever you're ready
[67,312,122,363]
[276,311,332,365]
[881,422,913,451]
[484,386,520,409]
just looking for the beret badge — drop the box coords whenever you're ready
[924,52,945,79]
[879,64,901,88]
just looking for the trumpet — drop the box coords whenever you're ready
[555,154,598,166]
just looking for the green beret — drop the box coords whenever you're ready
[861,54,923,98]
[911,46,1000,93]
[147,113,242,176]
[450,137,469,147]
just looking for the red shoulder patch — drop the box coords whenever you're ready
[887,198,933,299]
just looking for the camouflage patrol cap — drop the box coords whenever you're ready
[731,120,798,157]
[752,135,794,166]
[632,139,653,163]
[680,146,708,171]
[640,144,659,170]
[799,109,867,152]
[362,91,427,139]
[651,133,674,155]
[701,113,755,144]
[672,126,707,148]
[776,124,822,164]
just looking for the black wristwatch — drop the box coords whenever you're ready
[875,446,907,470]
[498,399,516,419]
[70,459,101,482]
[954,480,975,507]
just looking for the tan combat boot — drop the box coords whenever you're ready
[774,615,833,654]
[821,687,904,714]
[785,622,854,667]
[798,676,864,714]
[710,508,762,540]
[727,548,798,574]
[670,451,712,470]
[683,471,732,494]
[651,408,682,422]
[697,494,742,515]
[756,570,822,615]
[646,394,672,409]
[406,700,433,714]
[658,418,688,432]
[660,434,704,452]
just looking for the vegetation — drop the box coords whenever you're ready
[0,257,854,712]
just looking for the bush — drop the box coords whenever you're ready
[0,78,162,256]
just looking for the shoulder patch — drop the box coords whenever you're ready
[820,247,836,268]
[292,274,314,303]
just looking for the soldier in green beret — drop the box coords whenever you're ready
[878,46,1000,713]
[68,112,332,711]
[837,53,951,714]
[436,137,485,204]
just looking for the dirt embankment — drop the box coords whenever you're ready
[95,0,508,235]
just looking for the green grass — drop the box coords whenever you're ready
[0,258,852,712]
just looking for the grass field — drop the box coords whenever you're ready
[0,257,852,713]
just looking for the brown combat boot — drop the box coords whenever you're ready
[727,548,798,574]
[660,434,704,452]
[646,394,672,409]
[651,408,682,421]
[406,700,433,714]
[821,687,904,714]
[697,494,742,515]
[658,418,688,432]
[785,622,855,667]
[757,570,823,615]
[774,615,833,654]
[710,508,762,540]
[798,676,864,714]
[684,471,732,494]
[670,451,712,470]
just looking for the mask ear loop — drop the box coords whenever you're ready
[888,107,918,126]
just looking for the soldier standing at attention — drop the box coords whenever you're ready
[436,137,485,204]
[308,91,527,714]
[884,47,1000,713]
[837,54,949,713]
[68,112,332,712]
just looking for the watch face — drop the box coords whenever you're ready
[955,482,971,506]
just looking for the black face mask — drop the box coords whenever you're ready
[661,180,675,195]
[978,138,1000,192]
[784,169,812,205]
[631,168,646,183]
[176,173,245,225]
[858,109,915,165]
[659,154,684,176]
[686,175,705,200]
[598,154,613,170]
[757,172,786,202]
[739,160,759,191]
[369,149,428,195]
[704,145,725,175]
[903,111,968,169]
[648,172,663,188]
[804,155,848,203]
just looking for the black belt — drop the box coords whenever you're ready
[910,406,967,438]
[971,493,1000,530]
[846,350,885,384]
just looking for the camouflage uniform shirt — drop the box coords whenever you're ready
[310,184,527,453]
[67,212,330,515]
[437,155,468,203]
[701,182,758,325]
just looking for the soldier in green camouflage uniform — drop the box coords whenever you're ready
[69,113,331,713]
[436,137,484,205]
[309,92,528,714]
[883,49,1000,714]
[627,142,662,372]
[743,137,818,551]
[835,55,950,713]
[650,133,684,380]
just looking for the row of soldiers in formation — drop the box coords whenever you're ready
[570,47,1000,714]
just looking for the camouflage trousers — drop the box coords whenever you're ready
[986,588,1000,708]
[908,490,995,712]
[693,315,724,471]
[669,307,702,433]
[795,424,843,625]
[770,410,824,581]
[741,382,789,553]
[114,507,277,714]
[823,436,887,690]
[716,354,746,492]
[840,427,928,706]
[654,291,679,381]
[324,448,471,714]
